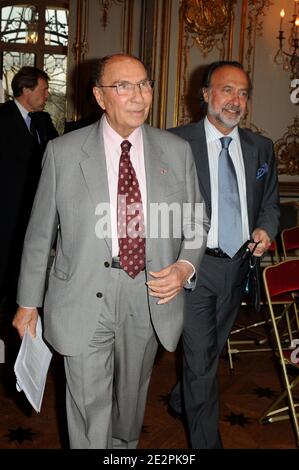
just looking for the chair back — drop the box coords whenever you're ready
[281,226,299,259]
[261,258,299,447]
[263,259,299,299]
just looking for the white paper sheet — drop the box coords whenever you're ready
[14,315,52,412]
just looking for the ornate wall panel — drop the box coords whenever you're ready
[66,0,137,121]
[242,0,299,190]
[275,117,299,176]
[174,0,237,127]
[275,117,299,196]
[140,0,162,127]
[182,0,236,57]
[65,0,299,193]
[166,0,299,192]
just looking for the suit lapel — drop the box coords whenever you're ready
[10,101,36,144]
[188,121,211,216]
[80,119,112,253]
[142,124,169,258]
[239,127,259,232]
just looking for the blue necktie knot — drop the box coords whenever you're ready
[220,136,232,150]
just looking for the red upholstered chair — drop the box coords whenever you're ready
[259,259,299,447]
[281,226,299,260]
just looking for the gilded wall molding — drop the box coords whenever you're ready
[242,0,273,128]
[71,0,89,121]
[123,0,134,54]
[226,6,235,61]
[244,0,273,76]
[141,0,159,126]
[71,0,89,61]
[178,30,193,126]
[275,116,299,176]
[158,0,172,129]
[239,0,248,63]
[174,3,185,127]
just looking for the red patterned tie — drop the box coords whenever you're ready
[117,140,145,278]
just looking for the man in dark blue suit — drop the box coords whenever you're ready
[168,61,280,448]
[0,66,58,308]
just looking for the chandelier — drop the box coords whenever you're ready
[274,1,299,79]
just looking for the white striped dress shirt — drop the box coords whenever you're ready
[204,117,250,249]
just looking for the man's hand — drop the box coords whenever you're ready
[12,307,38,339]
[248,228,271,257]
[147,261,193,305]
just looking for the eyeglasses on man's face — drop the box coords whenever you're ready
[98,79,154,96]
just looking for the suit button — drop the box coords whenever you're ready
[96,292,103,298]
[104,261,110,268]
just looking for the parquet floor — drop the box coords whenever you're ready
[0,306,298,451]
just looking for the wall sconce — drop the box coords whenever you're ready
[274,1,299,79]
[25,6,38,44]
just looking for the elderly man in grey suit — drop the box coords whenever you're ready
[13,53,209,449]
[168,61,280,449]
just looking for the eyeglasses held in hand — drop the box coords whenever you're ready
[98,79,155,96]
[241,240,261,261]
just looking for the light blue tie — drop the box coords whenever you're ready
[25,113,31,131]
[218,136,242,258]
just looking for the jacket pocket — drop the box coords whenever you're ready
[52,266,69,280]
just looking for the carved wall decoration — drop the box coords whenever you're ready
[275,116,299,176]
[99,0,125,30]
[182,0,237,56]
[244,0,273,74]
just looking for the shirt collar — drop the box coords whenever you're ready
[204,116,239,144]
[102,114,142,152]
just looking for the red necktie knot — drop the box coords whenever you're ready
[121,140,131,154]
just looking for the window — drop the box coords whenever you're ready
[0,1,69,133]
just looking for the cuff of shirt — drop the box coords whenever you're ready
[177,259,196,289]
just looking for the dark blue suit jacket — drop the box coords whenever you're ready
[0,100,58,299]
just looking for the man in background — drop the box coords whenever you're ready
[168,61,280,448]
[0,66,58,309]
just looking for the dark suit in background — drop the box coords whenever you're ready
[0,100,57,306]
[168,62,280,449]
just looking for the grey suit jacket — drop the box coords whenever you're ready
[168,119,280,241]
[17,118,209,355]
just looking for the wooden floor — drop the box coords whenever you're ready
[0,305,298,450]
